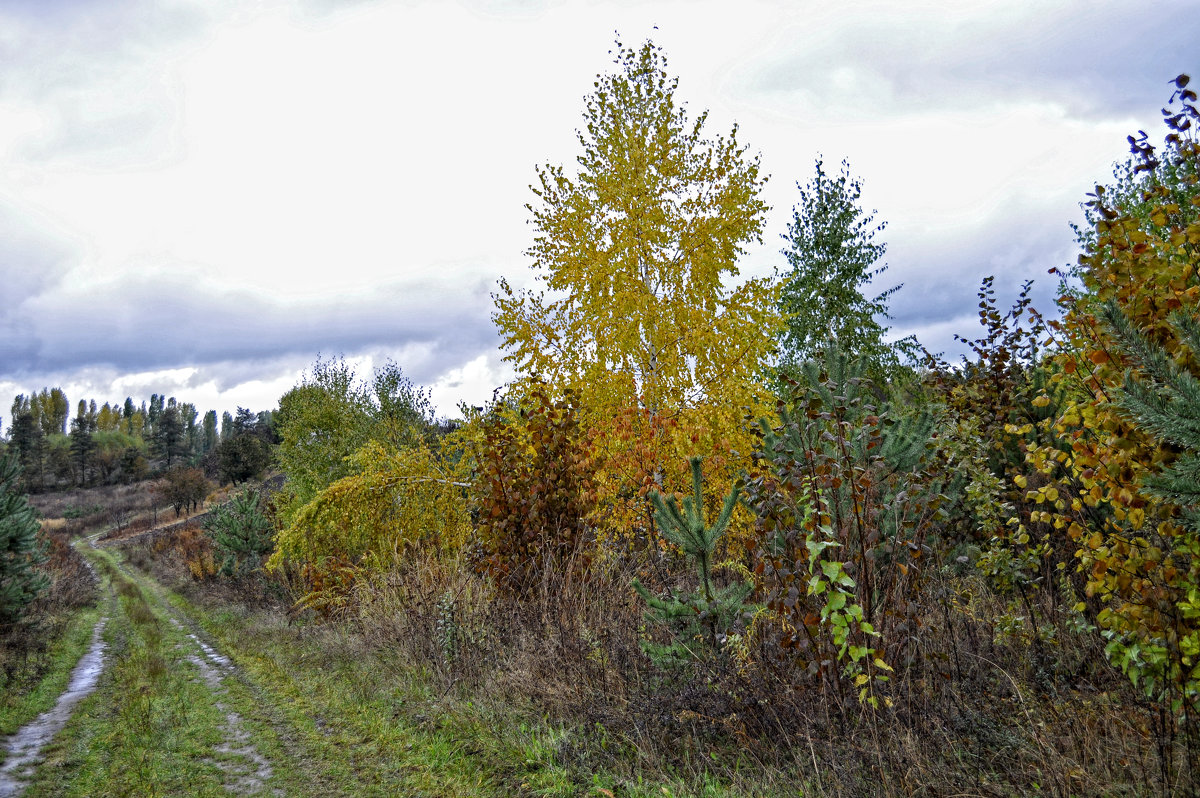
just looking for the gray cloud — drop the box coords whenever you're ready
[0,206,80,374]
[0,354,307,416]
[0,272,501,384]
[891,223,1070,321]
[1,0,1192,417]
[187,354,317,395]
[0,206,75,307]
[883,207,1074,358]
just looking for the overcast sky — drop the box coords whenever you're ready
[0,0,1194,423]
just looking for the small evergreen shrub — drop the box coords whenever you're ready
[1094,302,1200,746]
[204,487,274,578]
[633,457,752,668]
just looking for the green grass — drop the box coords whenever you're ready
[20,546,271,797]
[16,539,803,796]
[179,597,803,797]
[23,542,517,796]
[181,603,520,796]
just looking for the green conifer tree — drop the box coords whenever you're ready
[1102,301,1200,525]
[633,457,751,664]
[0,450,48,625]
[777,157,915,381]
[1094,301,1200,755]
[204,488,273,577]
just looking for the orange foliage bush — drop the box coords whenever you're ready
[471,387,596,596]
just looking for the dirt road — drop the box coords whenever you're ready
[0,619,107,797]
[0,538,294,797]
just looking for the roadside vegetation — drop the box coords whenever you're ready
[2,42,1198,796]
[0,453,98,742]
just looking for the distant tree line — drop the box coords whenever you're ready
[0,389,277,492]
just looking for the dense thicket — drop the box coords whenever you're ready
[247,53,1200,793]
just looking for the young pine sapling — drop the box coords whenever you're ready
[633,457,752,666]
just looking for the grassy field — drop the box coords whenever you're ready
[5,479,1183,796]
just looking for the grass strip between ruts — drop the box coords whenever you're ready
[21,546,268,797]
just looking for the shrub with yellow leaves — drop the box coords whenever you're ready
[269,438,471,575]
[1021,76,1200,757]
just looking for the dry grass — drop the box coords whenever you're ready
[317,549,1182,796]
[30,482,147,525]
[351,547,650,718]
[107,507,1192,795]
[28,478,235,543]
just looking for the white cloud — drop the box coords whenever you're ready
[428,352,515,416]
[0,0,1192,421]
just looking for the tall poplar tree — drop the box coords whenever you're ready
[492,38,779,542]
[156,400,185,467]
[179,402,200,460]
[10,396,45,492]
[493,38,778,417]
[33,388,69,436]
[201,410,219,454]
[69,408,95,487]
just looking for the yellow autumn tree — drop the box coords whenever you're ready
[492,38,780,546]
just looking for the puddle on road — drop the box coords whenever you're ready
[0,618,108,798]
[189,633,234,671]
[174,621,278,795]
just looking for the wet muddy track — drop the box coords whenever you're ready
[101,541,316,796]
[172,618,281,796]
[108,542,292,796]
[0,618,108,798]
[129,551,328,796]
[0,534,296,797]
[0,550,108,798]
